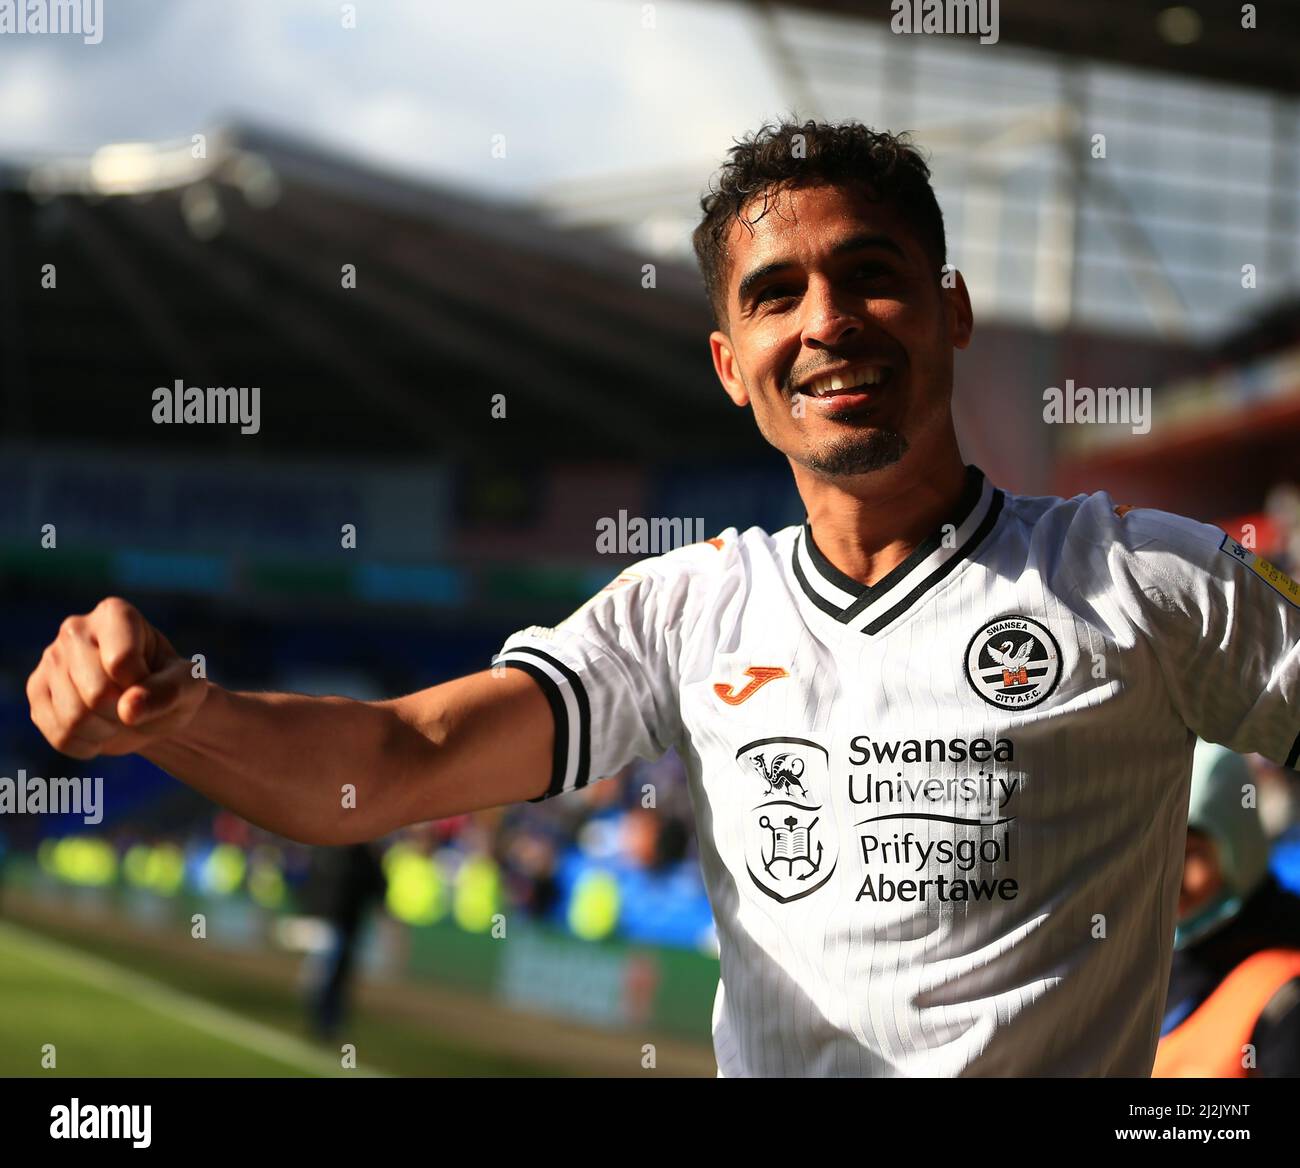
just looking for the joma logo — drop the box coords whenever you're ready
[714,666,788,706]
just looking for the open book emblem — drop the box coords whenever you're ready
[736,737,836,904]
[759,814,823,878]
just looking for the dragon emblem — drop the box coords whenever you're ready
[749,751,809,799]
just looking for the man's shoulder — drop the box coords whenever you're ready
[560,524,793,631]
[991,482,1244,618]
[611,523,796,583]
[999,483,1225,564]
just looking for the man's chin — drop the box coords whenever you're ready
[797,428,909,477]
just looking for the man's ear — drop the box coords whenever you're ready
[710,331,750,407]
[944,268,974,350]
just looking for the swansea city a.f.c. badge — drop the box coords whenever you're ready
[964,615,1062,710]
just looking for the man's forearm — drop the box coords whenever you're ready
[141,683,427,845]
[28,599,555,839]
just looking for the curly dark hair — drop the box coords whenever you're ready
[691,118,947,331]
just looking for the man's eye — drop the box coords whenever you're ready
[755,266,889,307]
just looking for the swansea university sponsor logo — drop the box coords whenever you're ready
[731,732,1025,905]
[848,733,1021,904]
[963,615,1062,709]
[735,737,836,903]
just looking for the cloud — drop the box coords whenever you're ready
[0,0,777,195]
[0,51,60,147]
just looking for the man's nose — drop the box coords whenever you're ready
[799,278,863,348]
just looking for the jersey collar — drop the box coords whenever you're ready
[792,465,1004,635]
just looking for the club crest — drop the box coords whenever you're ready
[735,737,836,904]
[964,615,1062,709]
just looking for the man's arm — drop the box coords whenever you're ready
[25,597,554,845]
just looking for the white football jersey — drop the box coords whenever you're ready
[493,465,1300,1077]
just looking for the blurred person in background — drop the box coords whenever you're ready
[494,816,562,919]
[1266,483,1300,579]
[305,841,388,1041]
[1155,741,1300,1077]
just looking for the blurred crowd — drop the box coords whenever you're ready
[381,749,715,950]
[1,743,715,953]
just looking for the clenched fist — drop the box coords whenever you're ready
[27,597,207,759]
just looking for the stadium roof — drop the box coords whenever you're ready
[0,123,748,461]
[781,0,1300,96]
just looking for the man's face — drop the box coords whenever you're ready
[709,181,972,479]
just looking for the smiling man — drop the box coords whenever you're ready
[700,127,972,592]
[25,119,1300,1077]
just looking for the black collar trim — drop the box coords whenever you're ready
[793,466,1003,634]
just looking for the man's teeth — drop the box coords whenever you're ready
[803,367,888,397]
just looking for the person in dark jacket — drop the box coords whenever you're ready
[1156,742,1300,1077]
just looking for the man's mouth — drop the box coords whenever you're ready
[791,363,893,416]
[795,363,892,399]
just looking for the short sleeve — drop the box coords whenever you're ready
[492,537,729,801]
[1107,503,1300,768]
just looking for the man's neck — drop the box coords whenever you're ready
[794,455,969,588]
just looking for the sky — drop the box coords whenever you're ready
[0,0,781,199]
